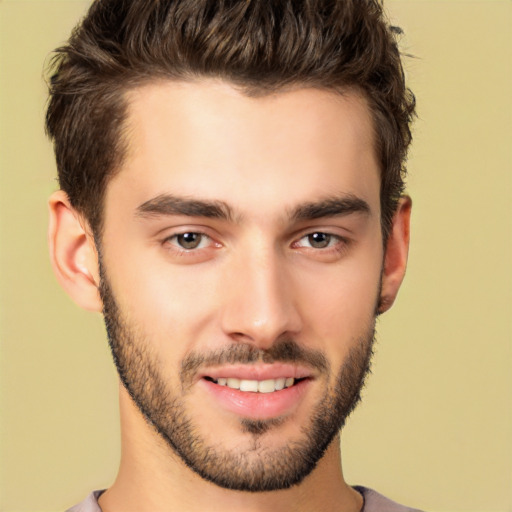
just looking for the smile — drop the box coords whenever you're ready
[200,370,312,420]
[204,377,298,393]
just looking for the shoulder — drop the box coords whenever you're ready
[354,486,425,512]
[65,490,105,512]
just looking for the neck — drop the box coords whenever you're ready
[99,385,362,512]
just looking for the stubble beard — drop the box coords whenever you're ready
[99,264,376,492]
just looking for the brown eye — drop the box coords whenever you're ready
[307,232,332,249]
[175,232,204,249]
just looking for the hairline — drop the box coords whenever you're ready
[89,76,393,243]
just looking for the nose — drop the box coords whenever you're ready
[219,247,302,349]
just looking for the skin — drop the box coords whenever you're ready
[48,80,411,512]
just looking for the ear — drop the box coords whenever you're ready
[48,190,103,312]
[378,196,412,314]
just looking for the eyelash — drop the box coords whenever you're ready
[161,230,349,258]
[294,232,345,250]
[163,232,217,253]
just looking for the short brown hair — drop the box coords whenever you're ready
[46,0,415,239]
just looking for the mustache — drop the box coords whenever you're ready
[180,339,329,385]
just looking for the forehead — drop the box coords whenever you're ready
[108,79,380,219]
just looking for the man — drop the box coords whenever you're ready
[46,0,419,510]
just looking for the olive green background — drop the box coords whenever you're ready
[1,1,511,511]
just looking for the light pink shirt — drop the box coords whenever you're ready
[66,487,424,511]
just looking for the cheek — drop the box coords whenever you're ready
[295,252,381,359]
[103,243,223,352]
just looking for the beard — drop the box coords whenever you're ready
[99,263,376,492]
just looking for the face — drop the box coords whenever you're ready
[99,81,384,491]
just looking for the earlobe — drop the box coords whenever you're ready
[378,196,412,314]
[48,190,103,312]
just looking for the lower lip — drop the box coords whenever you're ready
[200,378,311,420]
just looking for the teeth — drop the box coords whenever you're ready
[213,377,296,392]
[257,379,276,394]
[240,379,259,392]
[274,378,285,391]
[226,378,240,389]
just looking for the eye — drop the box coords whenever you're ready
[297,232,339,249]
[167,232,211,250]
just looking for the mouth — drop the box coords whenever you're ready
[203,376,305,393]
[198,364,314,420]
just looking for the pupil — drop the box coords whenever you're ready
[178,233,201,249]
[309,232,330,248]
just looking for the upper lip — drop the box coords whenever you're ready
[199,363,314,382]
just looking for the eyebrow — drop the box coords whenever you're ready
[290,194,371,222]
[136,194,235,221]
[135,193,371,223]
